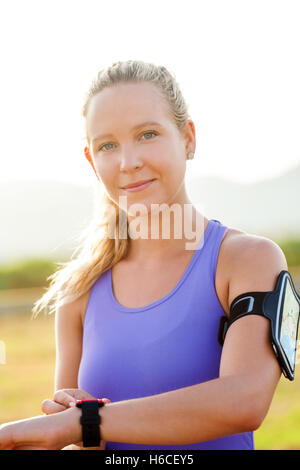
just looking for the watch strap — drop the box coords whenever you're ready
[76,400,105,447]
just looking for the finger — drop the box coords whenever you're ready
[102,398,111,404]
[53,390,78,408]
[59,388,95,401]
[54,388,96,405]
[42,399,67,414]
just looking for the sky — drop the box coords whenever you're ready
[0,0,299,186]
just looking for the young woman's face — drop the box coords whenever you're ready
[85,82,194,214]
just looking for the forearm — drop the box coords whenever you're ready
[70,375,259,446]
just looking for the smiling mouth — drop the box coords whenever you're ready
[121,179,155,189]
[121,179,156,192]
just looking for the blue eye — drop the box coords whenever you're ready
[142,131,157,140]
[98,130,158,152]
[98,143,115,152]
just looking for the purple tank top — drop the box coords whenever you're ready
[78,219,255,450]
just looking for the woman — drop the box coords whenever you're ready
[0,60,287,450]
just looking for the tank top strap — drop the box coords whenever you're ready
[205,219,229,284]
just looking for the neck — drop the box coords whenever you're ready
[123,188,208,262]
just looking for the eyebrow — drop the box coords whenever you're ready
[91,121,163,143]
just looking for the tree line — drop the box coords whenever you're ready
[0,237,300,290]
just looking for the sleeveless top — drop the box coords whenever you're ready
[78,219,255,450]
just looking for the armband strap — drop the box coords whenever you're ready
[218,291,267,346]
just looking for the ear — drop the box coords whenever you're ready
[84,146,97,175]
[180,120,196,157]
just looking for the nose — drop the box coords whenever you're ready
[120,147,143,172]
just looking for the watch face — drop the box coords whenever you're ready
[279,277,300,372]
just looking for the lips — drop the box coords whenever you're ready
[122,179,155,189]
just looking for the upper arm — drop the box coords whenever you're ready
[219,235,288,425]
[54,291,90,391]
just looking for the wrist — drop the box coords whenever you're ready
[64,405,82,446]
[71,400,108,448]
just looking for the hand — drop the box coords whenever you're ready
[42,388,110,450]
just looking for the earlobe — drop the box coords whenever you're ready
[187,152,195,160]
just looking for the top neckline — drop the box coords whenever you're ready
[106,218,218,313]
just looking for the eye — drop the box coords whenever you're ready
[98,142,115,152]
[141,130,158,140]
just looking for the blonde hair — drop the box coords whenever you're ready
[31,60,191,318]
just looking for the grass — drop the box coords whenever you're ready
[0,311,56,422]
[254,372,300,449]
[0,311,299,449]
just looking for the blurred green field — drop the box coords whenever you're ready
[0,309,299,449]
[0,311,56,421]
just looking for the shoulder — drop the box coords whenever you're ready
[56,289,91,328]
[221,227,288,315]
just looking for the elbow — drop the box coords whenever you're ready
[229,390,268,433]
[240,411,264,433]
[227,377,276,434]
[235,401,267,433]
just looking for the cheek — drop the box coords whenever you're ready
[157,147,186,181]
[95,160,115,184]
[147,147,170,175]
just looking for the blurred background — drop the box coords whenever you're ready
[0,0,300,449]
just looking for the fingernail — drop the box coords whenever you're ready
[69,402,75,407]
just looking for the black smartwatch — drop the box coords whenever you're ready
[75,399,105,447]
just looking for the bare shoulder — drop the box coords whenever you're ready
[221,227,288,315]
[56,289,91,328]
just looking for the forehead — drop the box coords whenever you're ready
[86,82,173,140]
